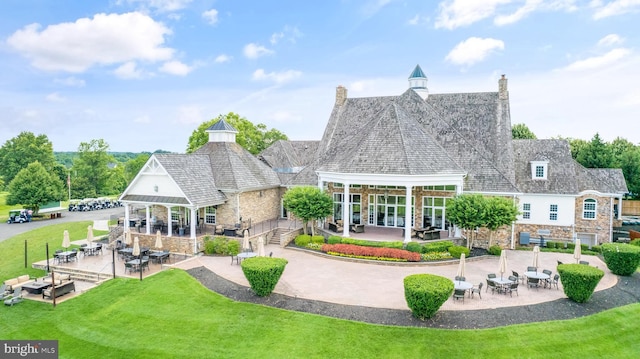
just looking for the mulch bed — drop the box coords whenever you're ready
[187,267,640,329]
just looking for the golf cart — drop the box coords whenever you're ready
[7,210,28,224]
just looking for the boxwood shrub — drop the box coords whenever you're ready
[341,238,404,249]
[404,274,453,320]
[600,243,640,276]
[405,242,422,253]
[204,236,236,255]
[310,235,325,244]
[327,235,342,244]
[488,245,502,255]
[422,241,453,254]
[241,257,288,297]
[557,264,604,303]
[294,234,311,247]
[630,238,640,247]
[448,245,470,259]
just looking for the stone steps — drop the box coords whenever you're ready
[31,263,109,283]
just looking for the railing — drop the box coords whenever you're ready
[96,260,113,282]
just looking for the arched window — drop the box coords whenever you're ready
[582,199,597,219]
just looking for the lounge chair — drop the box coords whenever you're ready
[4,287,23,306]
[0,284,11,301]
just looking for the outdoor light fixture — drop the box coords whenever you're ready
[154,185,158,192]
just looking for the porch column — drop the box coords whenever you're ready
[190,207,197,240]
[454,185,463,238]
[145,205,150,235]
[166,206,172,237]
[342,181,350,237]
[404,186,412,244]
[124,203,130,233]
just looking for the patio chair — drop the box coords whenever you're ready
[230,253,239,265]
[527,266,537,272]
[454,276,466,282]
[548,274,560,290]
[486,279,497,294]
[124,262,134,274]
[470,283,482,299]
[527,277,540,289]
[507,282,519,297]
[452,289,466,303]
[3,287,23,306]
[579,260,590,265]
[512,270,525,284]
[508,275,518,282]
[215,225,224,235]
[542,270,552,288]
[487,273,496,279]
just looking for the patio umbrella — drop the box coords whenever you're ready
[455,253,466,282]
[87,225,94,243]
[124,229,132,247]
[62,230,71,249]
[155,230,163,249]
[498,250,508,279]
[132,237,141,257]
[573,238,582,264]
[242,231,251,252]
[257,236,266,257]
[532,245,540,271]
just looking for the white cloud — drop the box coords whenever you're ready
[117,0,193,12]
[114,61,144,79]
[494,0,543,26]
[54,76,85,87]
[243,43,274,59]
[407,14,429,25]
[591,0,640,19]
[270,32,284,45]
[270,26,303,45]
[598,33,624,47]
[176,105,203,125]
[202,9,218,25]
[445,37,505,66]
[561,48,631,71]
[159,60,193,76]
[6,12,174,73]
[46,92,66,102]
[252,69,302,84]
[215,54,232,63]
[435,0,510,29]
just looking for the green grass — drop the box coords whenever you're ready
[0,221,108,280]
[0,191,23,222]
[1,225,639,358]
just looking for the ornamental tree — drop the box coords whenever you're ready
[445,194,487,249]
[484,196,519,247]
[282,186,333,236]
[7,161,64,214]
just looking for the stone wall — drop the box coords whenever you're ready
[573,194,614,244]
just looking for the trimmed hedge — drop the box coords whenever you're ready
[600,243,640,276]
[294,234,311,247]
[405,242,422,253]
[630,238,640,247]
[341,238,404,249]
[421,241,453,254]
[321,243,421,262]
[404,274,453,320]
[327,235,342,244]
[448,245,470,259]
[311,235,325,244]
[203,236,237,255]
[488,245,502,255]
[557,264,604,303]
[241,257,288,297]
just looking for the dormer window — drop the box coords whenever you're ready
[530,161,548,180]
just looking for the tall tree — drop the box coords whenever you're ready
[283,186,333,236]
[576,133,613,168]
[511,123,537,139]
[186,112,288,154]
[124,153,151,183]
[484,197,520,247]
[445,194,487,249]
[7,161,63,214]
[72,139,113,196]
[0,131,56,185]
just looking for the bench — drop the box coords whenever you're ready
[3,275,34,291]
[42,281,76,299]
[328,220,344,233]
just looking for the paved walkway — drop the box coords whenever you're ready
[174,244,617,311]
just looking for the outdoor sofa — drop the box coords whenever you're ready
[42,280,76,299]
[3,275,34,291]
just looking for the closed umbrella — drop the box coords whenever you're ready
[573,238,582,264]
[532,245,540,271]
[257,236,266,257]
[124,229,132,246]
[242,231,251,252]
[62,230,71,249]
[87,225,94,243]
[155,230,163,249]
[498,250,508,279]
[455,253,466,282]
[133,237,141,257]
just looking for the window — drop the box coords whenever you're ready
[204,206,216,224]
[350,184,361,188]
[423,185,456,191]
[583,199,596,219]
[522,203,531,219]
[530,161,548,180]
[171,207,180,222]
[549,204,558,221]
[535,166,545,178]
[423,196,447,229]
[333,193,343,220]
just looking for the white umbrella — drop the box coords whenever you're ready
[532,245,540,271]
[62,230,71,249]
[498,250,508,279]
[242,231,251,252]
[132,236,141,257]
[455,253,466,282]
[124,229,132,246]
[257,236,266,257]
[155,230,163,249]
[573,238,582,264]
[87,225,94,243]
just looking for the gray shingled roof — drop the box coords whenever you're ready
[207,119,238,132]
[259,140,318,171]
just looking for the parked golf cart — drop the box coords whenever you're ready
[7,210,28,224]
[68,200,80,211]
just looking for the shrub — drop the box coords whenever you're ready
[321,243,421,262]
[566,242,575,250]
[421,241,453,254]
[546,241,560,249]
[600,243,640,276]
[311,235,325,244]
[405,242,422,253]
[227,240,240,256]
[488,245,502,255]
[340,238,404,249]
[448,245,470,259]
[241,257,288,297]
[404,274,453,320]
[294,234,311,247]
[204,237,238,255]
[422,251,453,261]
[327,235,342,244]
[557,264,604,303]
[630,238,640,247]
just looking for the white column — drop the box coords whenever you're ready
[190,207,197,240]
[145,205,151,235]
[404,186,412,243]
[166,206,172,237]
[124,204,130,232]
[454,184,463,237]
[342,182,350,237]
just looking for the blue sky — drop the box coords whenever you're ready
[1,0,639,152]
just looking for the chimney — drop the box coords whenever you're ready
[336,85,347,106]
[499,74,508,100]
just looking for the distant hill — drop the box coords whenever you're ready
[55,150,172,167]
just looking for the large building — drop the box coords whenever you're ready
[121,65,628,249]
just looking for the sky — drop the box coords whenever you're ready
[1,0,639,153]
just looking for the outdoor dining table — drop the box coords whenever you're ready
[237,252,257,263]
[149,251,170,264]
[452,280,473,291]
[57,251,76,263]
[126,259,149,272]
[83,244,101,256]
[490,277,514,293]
[524,271,550,280]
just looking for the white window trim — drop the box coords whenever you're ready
[582,198,597,220]
[522,203,531,220]
[530,160,548,180]
[549,204,558,221]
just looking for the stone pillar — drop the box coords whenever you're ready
[124,204,130,232]
[166,206,172,237]
[342,182,350,237]
[499,74,508,100]
[336,86,347,106]
[145,205,150,235]
[404,186,412,244]
[190,207,197,240]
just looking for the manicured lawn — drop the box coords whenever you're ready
[0,191,22,222]
[1,225,639,358]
